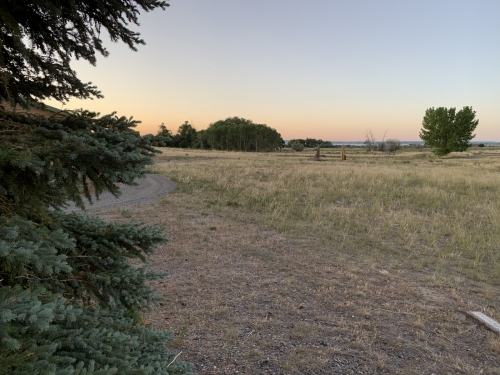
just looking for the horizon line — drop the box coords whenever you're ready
[284,140,500,143]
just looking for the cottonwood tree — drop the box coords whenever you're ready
[205,117,283,151]
[419,106,478,156]
[0,1,194,373]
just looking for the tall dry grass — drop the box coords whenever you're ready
[153,148,500,284]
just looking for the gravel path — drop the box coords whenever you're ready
[64,174,176,213]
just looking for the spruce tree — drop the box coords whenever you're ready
[1,1,194,374]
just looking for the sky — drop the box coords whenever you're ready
[47,0,500,141]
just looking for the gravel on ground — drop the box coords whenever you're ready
[64,174,176,213]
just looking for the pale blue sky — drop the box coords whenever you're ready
[49,0,500,140]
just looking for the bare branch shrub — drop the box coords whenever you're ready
[386,139,401,152]
[364,129,376,152]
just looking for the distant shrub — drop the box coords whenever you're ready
[478,143,485,147]
[290,140,305,151]
[377,139,401,152]
[377,141,387,152]
[386,139,401,152]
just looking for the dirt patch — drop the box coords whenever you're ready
[93,190,500,375]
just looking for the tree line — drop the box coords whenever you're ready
[151,106,480,156]
[151,117,284,151]
[287,138,336,148]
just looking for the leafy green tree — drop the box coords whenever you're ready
[304,138,323,148]
[419,106,479,156]
[1,1,194,373]
[197,129,209,149]
[205,117,282,151]
[287,139,305,147]
[150,122,173,146]
[158,122,173,138]
[176,121,197,148]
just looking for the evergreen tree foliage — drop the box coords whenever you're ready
[419,106,478,156]
[0,0,168,107]
[0,110,194,374]
[205,117,283,152]
[2,1,195,373]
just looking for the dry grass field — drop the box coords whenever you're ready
[100,147,500,374]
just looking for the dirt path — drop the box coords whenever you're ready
[97,190,500,375]
[64,174,176,213]
[70,151,500,374]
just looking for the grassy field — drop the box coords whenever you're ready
[102,147,500,374]
[156,147,500,284]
